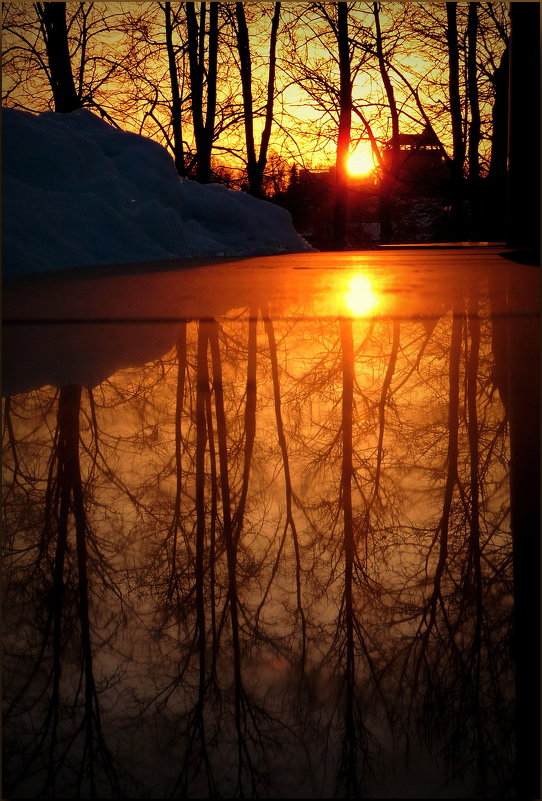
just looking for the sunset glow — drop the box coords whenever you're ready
[344,273,378,316]
[346,143,375,176]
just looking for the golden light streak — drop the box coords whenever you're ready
[343,273,379,316]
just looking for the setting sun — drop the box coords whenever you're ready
[344,273,378,316]
[346,143,375,176]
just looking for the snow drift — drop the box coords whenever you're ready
[3,108,312,276]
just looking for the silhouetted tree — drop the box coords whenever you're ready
[35,2,81,112]
[329,2,351,250]
[372,1,399,243]
[3,385,123,797]
[231,3,281,197]
[3,284,520,798]
[163,2,187,176]
[466,2,481,238]
[445,2,466,239]
[186,2,219,183]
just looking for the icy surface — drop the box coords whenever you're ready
[3,108,312,276]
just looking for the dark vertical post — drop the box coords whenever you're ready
[486,44,509,241]
[507,3,540,256]
[508,301,540,800]
[490,266,541,800]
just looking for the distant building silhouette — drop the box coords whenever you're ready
[382,125,448,197]
[272,128,455,247]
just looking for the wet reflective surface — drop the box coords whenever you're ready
[3,250,539,798]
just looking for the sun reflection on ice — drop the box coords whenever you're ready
[344,273,379,316]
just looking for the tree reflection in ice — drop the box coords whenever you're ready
[3,284,517,797]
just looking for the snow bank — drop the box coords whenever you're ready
[3,108,312,276]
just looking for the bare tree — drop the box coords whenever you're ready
[163,2,187,175]
[226,4,281,196]
[331,2,352,249]
[445,3,466,238]
[466,2,481,238]
[372,1,400,243]
[185,2,219,183]
[34,2,80,112]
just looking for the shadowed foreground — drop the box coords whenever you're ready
[3,249,539,798]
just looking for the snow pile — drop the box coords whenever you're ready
[3,108,312,276]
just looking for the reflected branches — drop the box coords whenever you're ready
[337,317,373,797]
[261,305,307,671]
[3,385,122,798]
[2,287,516,797]
[391,299,513,793]
[167,322,189,599]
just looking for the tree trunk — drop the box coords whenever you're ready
[204,2,218,176]
[185,2,217,183]
[257,4,281,191]
[332,2,351,250]
[207,321,246,790]
[195,324,208,708]
[486,44,509,241]
[466,2,481,239]
[262,305,307,668]
[164,3,186,176]
[235,3,281,197]
[186,3,205,175]
[339,317,358,794]
[36,2,80,113]
[374,1,399,244]
[235,4,257,191]
[446,2,465,239]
